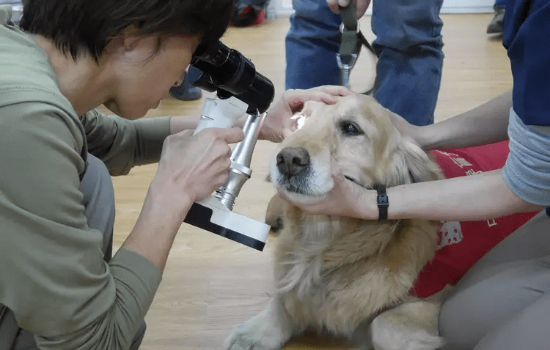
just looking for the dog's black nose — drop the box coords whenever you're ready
[276,147,310,176]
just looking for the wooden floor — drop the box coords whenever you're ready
[102,13,512,349]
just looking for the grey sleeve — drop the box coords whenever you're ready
[502,108,550,206]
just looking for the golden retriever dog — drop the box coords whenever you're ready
[224,94,447,350]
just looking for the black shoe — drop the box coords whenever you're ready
[170,70,202,101]
[487,5,505,34]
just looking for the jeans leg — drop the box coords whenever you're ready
[371,0,444,126]
[285,0,342,89]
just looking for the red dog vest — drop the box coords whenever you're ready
[410,141,539,298]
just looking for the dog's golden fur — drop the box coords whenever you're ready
[274,207,440,334]
[225,94,446,350]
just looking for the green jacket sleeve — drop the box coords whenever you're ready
[80,109,171,176]
[0,102,162,349]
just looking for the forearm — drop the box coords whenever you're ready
[169,115,200,134]
[122,181,193,272]
[419,89,512,150]
[382,170,543,221]
[170,115,248,134]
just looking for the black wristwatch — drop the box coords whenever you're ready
[374,184,389,221]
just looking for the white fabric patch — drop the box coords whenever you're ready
[438,221,463,249]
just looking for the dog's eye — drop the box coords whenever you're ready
[340,121,363,136]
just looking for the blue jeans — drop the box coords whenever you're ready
[285,0,444,126]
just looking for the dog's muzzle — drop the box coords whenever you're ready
[274,147,313,195]
[276,147,310,177]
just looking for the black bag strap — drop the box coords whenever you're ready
[338,3,375,58]
[337,2,376,90]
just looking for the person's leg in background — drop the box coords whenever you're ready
[439,211,550,350]
[170,65,203,101]
[0,155,145,350]
[285,0,443,126]
[285,0,341,89]
[371,0,444,126]
[487,0,505,35]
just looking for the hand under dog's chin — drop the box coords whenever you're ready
[270,166,335,205]
[277,187,331,205]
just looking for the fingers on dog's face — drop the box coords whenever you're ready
[272,95,377,200]
[272,95,430,201]
[295,94,402,187]
[274,94,440,202]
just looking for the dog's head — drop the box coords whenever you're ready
[270,94,442,204]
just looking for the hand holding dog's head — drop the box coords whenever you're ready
[260,86,352,143]
[270,94,442,208]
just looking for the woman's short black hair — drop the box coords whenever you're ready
[20,0,234,61]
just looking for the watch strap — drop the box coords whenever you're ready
[374,184,389,220]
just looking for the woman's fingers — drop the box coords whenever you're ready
[157,127,244,202]
[218,127,245,145]
[327,0,351,13]
[284,86,352,112]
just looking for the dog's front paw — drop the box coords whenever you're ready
[224,323,286,350]
[370,301,444,350]
[224,317,289,350]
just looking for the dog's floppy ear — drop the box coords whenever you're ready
[394,136,443,184]
[380,106,443,185]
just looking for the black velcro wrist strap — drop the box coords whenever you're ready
[339,3,358,31]
[374,184,389,221]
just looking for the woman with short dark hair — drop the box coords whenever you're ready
[0,1,350,348]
